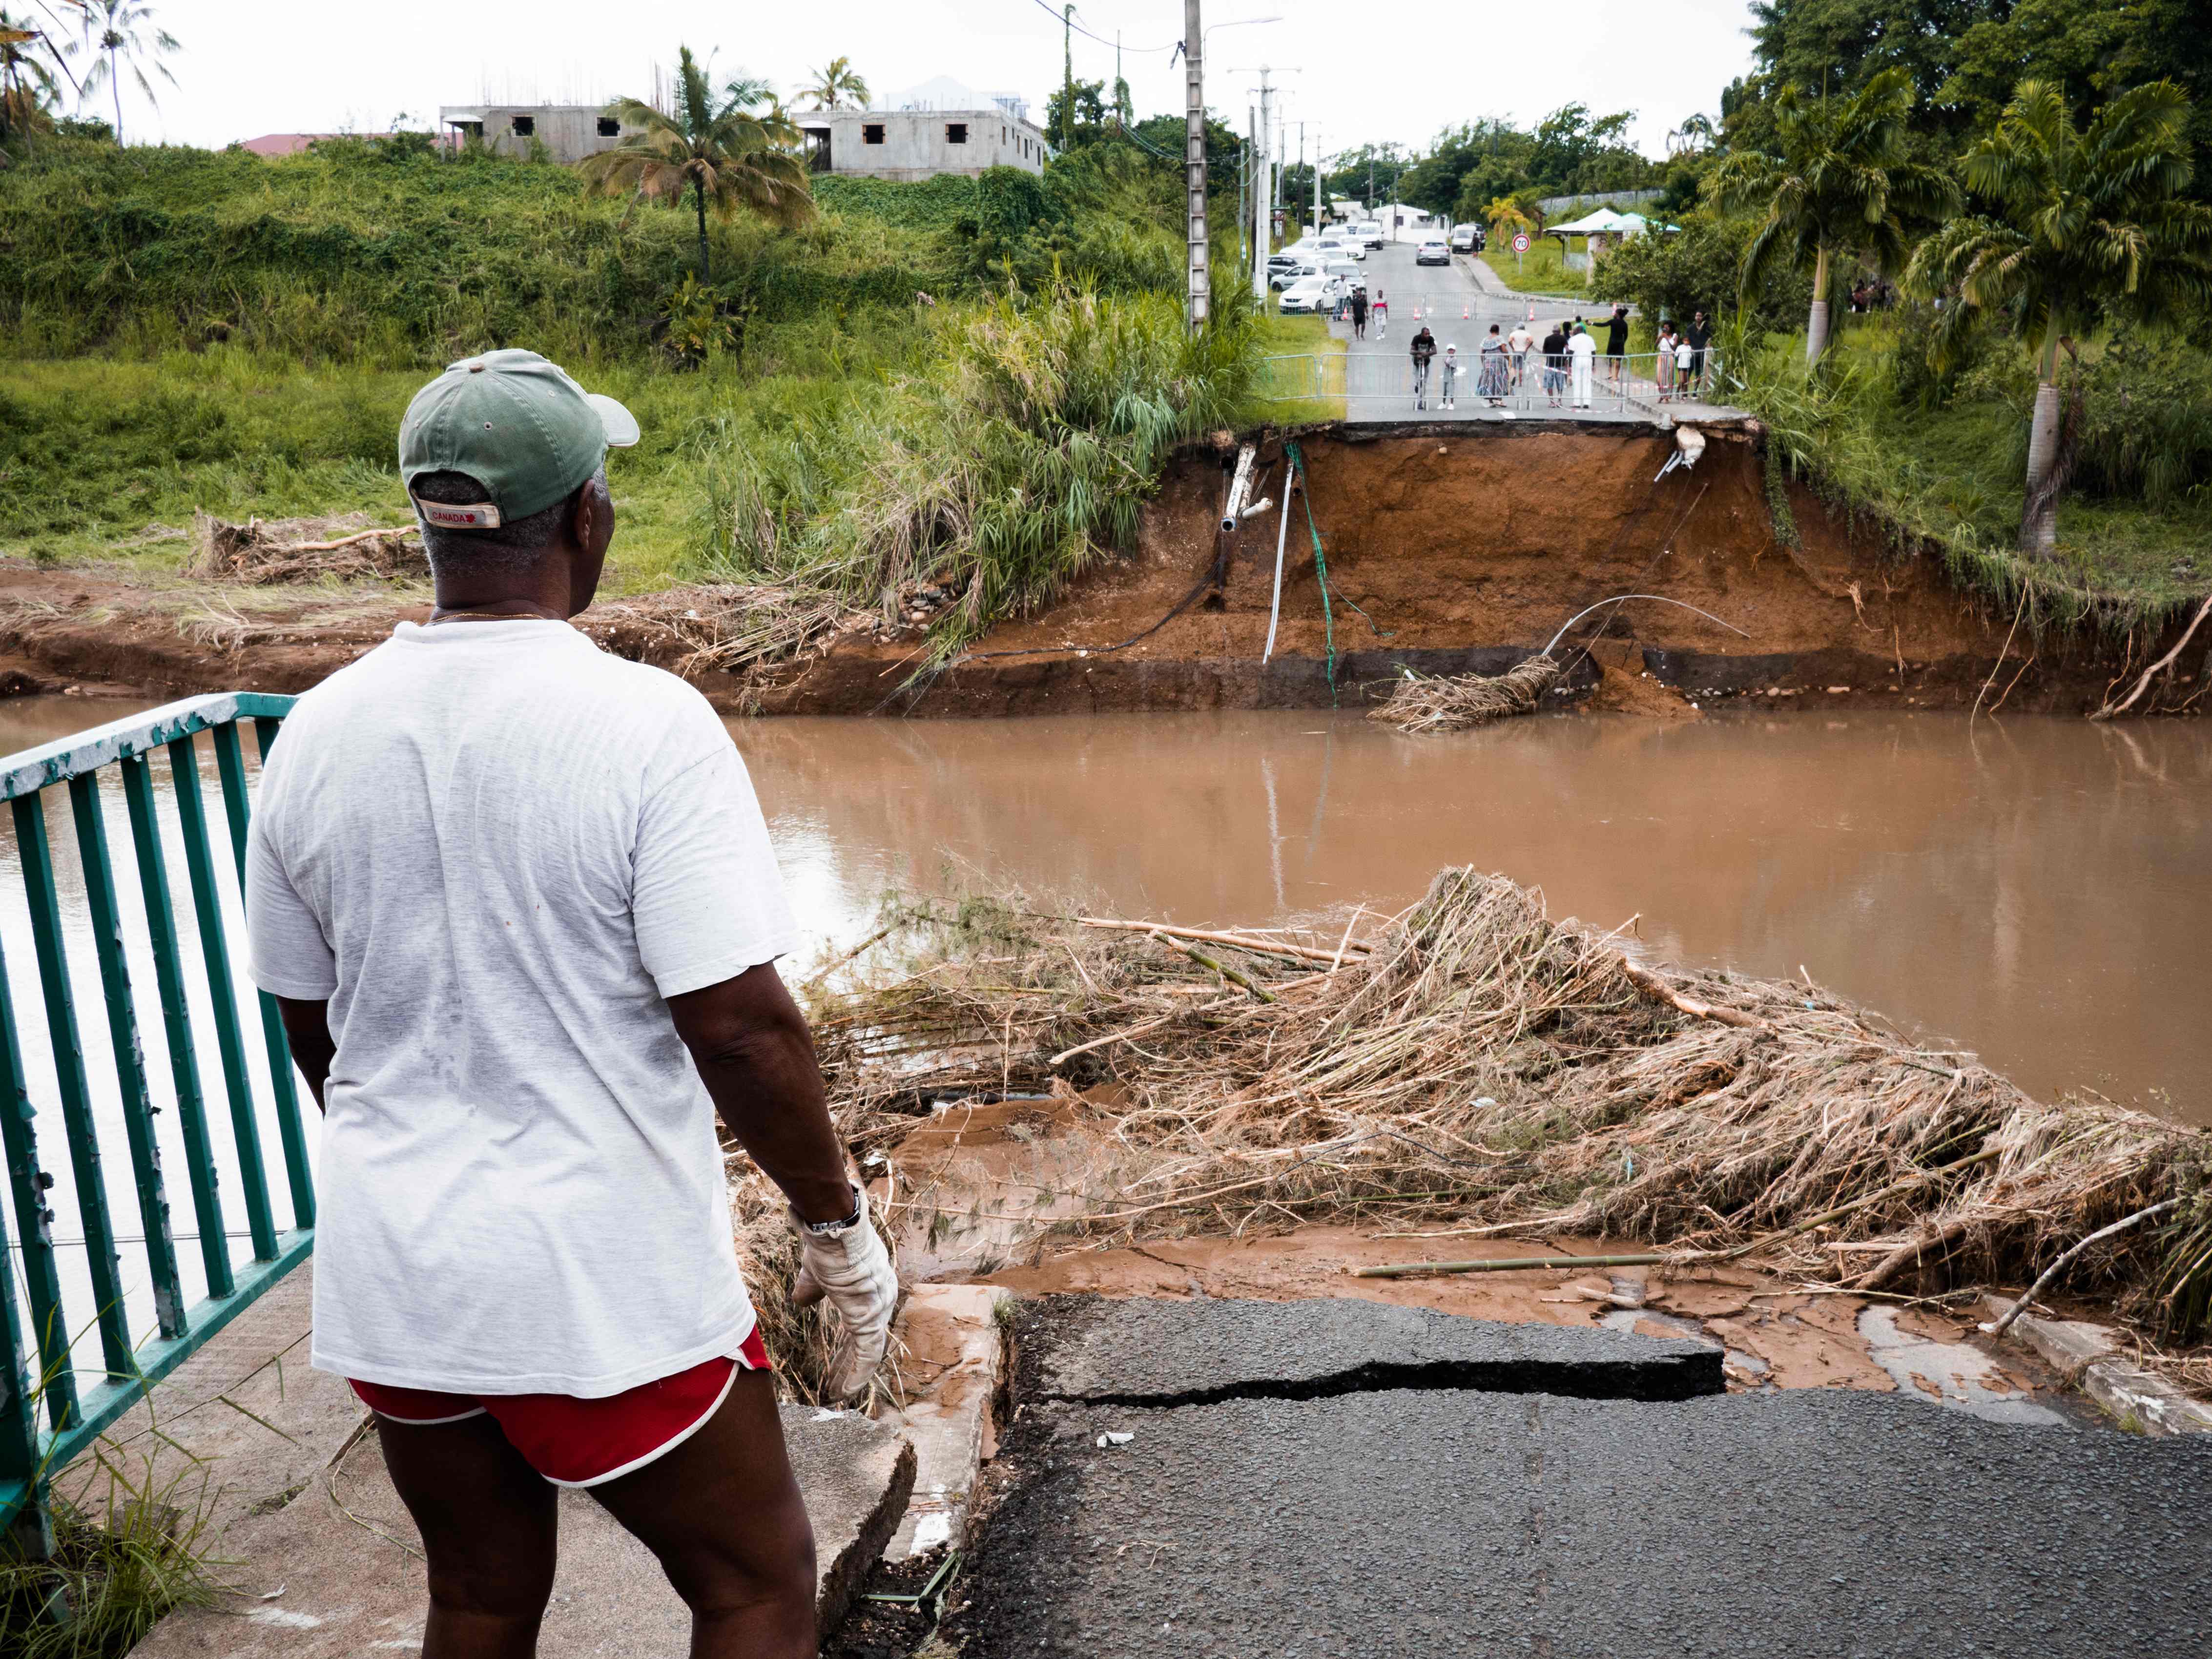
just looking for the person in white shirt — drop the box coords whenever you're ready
[1567,324,1598,409]
[249,349,897,1659]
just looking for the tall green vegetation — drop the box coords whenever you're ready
[1908,80,2212,554]
[582,46,815,279]
[704,289,1256,663]
[1712,68,1956,362]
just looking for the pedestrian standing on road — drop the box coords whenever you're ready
[1654,321,1678,400]
[1603,303,1630,386]
[1507,319,1535,388]
[1478,325,1510,407]
[1372,289,1388,339]
[1675,332,1697,401]
[249,348,901,1659]
[1441,343,1462,410]
[1567,323,1596,409]
[1350,286,1369,340]
[1410,324,1437,410]
[1540,322,1569,407]
[1686,310,1711,394]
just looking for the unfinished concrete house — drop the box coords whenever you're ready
[437,104,646,163]
[796,78,1050,182]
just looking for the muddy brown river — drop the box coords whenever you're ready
[741,710,2211,1123]
[3,700,2207,1124]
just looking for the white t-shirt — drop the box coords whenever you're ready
[247,619,798,1396]
[1508,328,1534,353]
[1567,333,1596,362]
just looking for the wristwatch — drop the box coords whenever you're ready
[801,1184,865,1237]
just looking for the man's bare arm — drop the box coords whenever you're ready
[665,961,854,1226]
[274,996,336,1111]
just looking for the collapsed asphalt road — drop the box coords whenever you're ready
[946,1297,2212,1658]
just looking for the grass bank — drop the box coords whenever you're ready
[1477,239,1589,297]
[1733,317,2212,630]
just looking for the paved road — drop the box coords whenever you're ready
[1322,240,1739,427]
[951,1296,2212,1658]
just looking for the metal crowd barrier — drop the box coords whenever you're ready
[1,693,310,1559]
[1253,349,1722,416]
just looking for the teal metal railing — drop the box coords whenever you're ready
[0,693,310,1556]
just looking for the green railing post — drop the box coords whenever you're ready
[67,773,186,1342]
[11,792,134,1383]
[121,754,234,1300]
[1,693,309,1553]
[213,724,315,1230]
[0,933,72,1433]
[165,734,279,1264]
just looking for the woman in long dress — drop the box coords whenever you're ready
[1477,325,1511,406]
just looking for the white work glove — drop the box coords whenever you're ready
[788,1182,899,1403]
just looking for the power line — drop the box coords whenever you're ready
[1020,0,1178,54]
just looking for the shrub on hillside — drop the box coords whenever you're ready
[1593,214,1811,337]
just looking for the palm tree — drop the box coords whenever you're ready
[1908,81,2212,556]
[76,0,174,144]
[1482,194,1534,246]
[1711,67,1956,364]
[582,46,815,280]
[798,56,868,112]
[0,12,67,144]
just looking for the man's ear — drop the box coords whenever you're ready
[570,479,597,550]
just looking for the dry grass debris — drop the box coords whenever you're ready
[809,868,2212,1348]
[1370,656,1565,732]
[187,511,426,584]
[589,583,873,680]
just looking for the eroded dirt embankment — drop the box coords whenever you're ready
[757,424,2138,717]
[0,425,2167,714]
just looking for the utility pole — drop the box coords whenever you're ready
[1296,122,1304,236]
[1249,67,1274,300]
[1314,124,1322,231]
[1183,0,1208,332]
[1061,5,1075,154]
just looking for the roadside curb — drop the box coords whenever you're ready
[1982,1294,2212,1435]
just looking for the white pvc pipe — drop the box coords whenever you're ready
[1220,443,1258,531]
[1263,473,1294,664]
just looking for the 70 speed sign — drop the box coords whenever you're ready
[1512,232,1530,252]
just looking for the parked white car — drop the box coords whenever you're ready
[1449,223,1480,253]
[1353,220,1385,249]
[1269,258,1323,291]
[1276,273,1345,314]
[1311,236,1364,262]
[1324,258,1366,291]
[1414,238,1451,266]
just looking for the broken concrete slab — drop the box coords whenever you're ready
[884,1283,1011,1560]
[1982,1293,2212,1435]
[1030,1293,1723,1404]
[138,1402,913,1656]
[1857,1304,2068,1425]
[949,1388,2212,1657]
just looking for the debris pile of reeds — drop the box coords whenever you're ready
[187,512,427,584]
[590,583,869,681]
[811,869,2212,1344]
[1369,655,1564,732]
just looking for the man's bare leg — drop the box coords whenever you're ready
[590,1369,817,1659]
[378,1414,558,1659]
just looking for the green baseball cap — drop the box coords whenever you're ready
[398,348,640,530]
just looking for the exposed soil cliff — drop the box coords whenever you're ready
[0,425,2183,716]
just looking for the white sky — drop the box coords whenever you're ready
[109,0,1757,163]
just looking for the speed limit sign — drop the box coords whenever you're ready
[1512,232,1530,252]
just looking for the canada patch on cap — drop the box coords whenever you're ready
[415,499,505,530]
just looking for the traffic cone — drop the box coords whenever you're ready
[1462,302,1470,319]
[1412,305,1421,320]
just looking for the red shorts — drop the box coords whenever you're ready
[349,1327,770,1488]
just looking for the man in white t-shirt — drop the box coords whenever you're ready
[1567,324,1598,409]
[248,348,896,1658]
